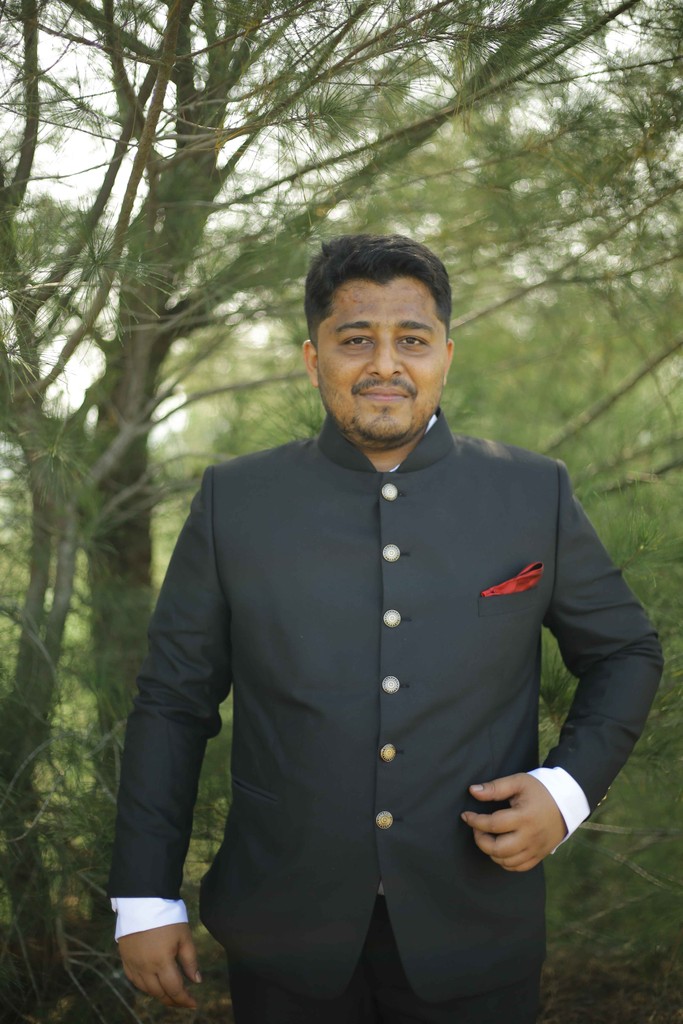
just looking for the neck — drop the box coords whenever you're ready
[358,430,427,472]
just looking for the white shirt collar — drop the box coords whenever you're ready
[388,412,438,472]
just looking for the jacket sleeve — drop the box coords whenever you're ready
[542,461,663,810]
[108,467,231,897]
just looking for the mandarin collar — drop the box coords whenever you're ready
[317,408,454,473]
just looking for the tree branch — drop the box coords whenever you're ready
[201,1,378,167]
[102,0,140,122]
[573,431,683,485]
[152,370,308,425]
[580,822,683,836]
[543,335,683,454]
[184,0,315,62]
[43,499,79,664]
[27,1,184,397]
[60,0,157,61]
[578,837,683,893]
[87,368,303,485]
[210,0,648,225]
[9,0,40,208]
[594,455,683,495]
[532,52,682,87]
[450,181,683,329]
[31,62,157,310]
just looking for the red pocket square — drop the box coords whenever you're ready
[480,562,544,598]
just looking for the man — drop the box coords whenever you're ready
[109,234,663,1023]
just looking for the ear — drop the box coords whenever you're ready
[302,339,319,388]
[443,338,455,384]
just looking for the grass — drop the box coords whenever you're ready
[123,939,683,1023]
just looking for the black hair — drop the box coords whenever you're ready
[304,234,451,343]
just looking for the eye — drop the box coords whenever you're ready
[401,336,427,346]
[342,336,371,346]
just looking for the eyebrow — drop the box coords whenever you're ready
[334,319,435,333]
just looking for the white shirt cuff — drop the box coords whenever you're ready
[527,766,590,851]
[111,897,188,941]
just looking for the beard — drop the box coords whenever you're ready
[317,375,429,453]
[346,408,421,450]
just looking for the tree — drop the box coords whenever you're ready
[0,0,680,1019]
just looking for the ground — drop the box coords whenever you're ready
[132,946,683,1024]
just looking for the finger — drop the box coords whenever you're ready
[157,964,198,1009]
[461,808,519,834]
[469,774,527,803]
[129,970,170,1003]
[473,831,497,855]
[472,829,527,858]
[178,935,202,985]
[488,845,536,868]
[473,831,520,856]
[495,854,541,873]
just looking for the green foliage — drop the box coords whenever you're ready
[0,0,681,1018]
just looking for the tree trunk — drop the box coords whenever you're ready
[0,486,79,1012]
[89,432,154,756]
[88,285,172,784]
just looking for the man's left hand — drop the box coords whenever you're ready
[460,774,567,871]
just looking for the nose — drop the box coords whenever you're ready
[368,337,402,378]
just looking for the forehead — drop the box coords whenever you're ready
[325,276,441,325]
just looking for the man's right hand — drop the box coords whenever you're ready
[118,922,202,1008]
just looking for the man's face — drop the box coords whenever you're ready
[302,276,454,457]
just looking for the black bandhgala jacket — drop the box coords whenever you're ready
[108,411,663,1001]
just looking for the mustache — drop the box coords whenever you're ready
[351,378,417,397]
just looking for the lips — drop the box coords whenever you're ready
[351,377,417,399]
[359,389,410,399]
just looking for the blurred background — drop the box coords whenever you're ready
[0,2,681,1021]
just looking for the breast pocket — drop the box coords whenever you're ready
[477,589,542,617]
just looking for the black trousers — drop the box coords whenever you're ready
[228,897,541,1024]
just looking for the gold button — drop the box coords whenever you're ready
[382,675,400,694]
[383,609,401,628]
[380,744,397,762]
[382,544,400,562]
[376,811,393,829]
[381,483,398,501]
